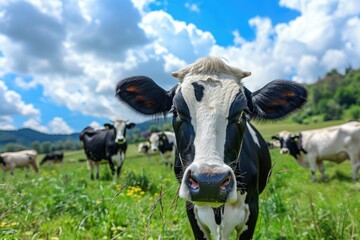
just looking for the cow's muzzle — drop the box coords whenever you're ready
[280,148,289,154]
[184,169,234,204]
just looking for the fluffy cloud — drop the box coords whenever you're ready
[212,0,360,88]
[0,0,360,132]
[22,116,74,134]
[0,116,15,130]
[48,117,74,134]
[0,81,39,116]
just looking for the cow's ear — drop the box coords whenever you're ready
[271,135,279,140]
[126,123,136,129]
[245,80,307,120]
[104,123,114,129]
[116,76,177,115]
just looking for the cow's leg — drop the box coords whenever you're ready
[185,202,208,240]
[108,159,115,177]
[317,161,327,182]
[170,149,175,168]
[160,152,167,167]
[31,160,39,173]
[25,165,30,178]
[308,156,317,182]
[88,161,95,180]
[349,153,360,181]
[95,162,100,180]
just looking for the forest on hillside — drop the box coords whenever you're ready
[291,67,360,124]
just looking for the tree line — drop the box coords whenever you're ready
[3,139,82,154]
[291,67,360,124]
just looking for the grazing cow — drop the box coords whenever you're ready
[266,140,281,149]
[79,119,136,180]
[149,131,177,167]
[40,152,64,165]
[138,141,151,161]
[0,150,38,177]
[116,56,307,239]
[272,121,360,182]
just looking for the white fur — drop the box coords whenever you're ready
[246,122,260,147]
[178,76,242,203]
[194,192,250,240]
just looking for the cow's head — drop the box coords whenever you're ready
[116,56,307,207]
[138,142,150,153]
[149,132,161,152]
[273,132,306,159]
[0,155,5,167]
[110,119,136,144]
[272,131,292,154]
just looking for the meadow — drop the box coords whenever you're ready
[1,120,360,240]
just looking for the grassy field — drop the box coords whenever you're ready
[1,120,360,239]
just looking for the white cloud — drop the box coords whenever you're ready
[0,81,40,116]
[23,117,48,133]
[14,77,38,90]
[0,116,15,130]
[212,0,360,88]
[48,117,74,134]
[185,2,200,13]
[0,0,360,131]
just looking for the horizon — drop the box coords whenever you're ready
[1,0,359,133]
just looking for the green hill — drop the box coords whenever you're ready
[0,128,80,149]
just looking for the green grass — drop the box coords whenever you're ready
[1,121,360,239]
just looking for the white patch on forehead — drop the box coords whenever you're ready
[113,120,126,140]
[194,192,250,239]
[246,122,260,147]
[181,75,242,164]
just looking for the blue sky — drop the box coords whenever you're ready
[0,0,359,134]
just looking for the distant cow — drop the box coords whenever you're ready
[80,119,136,180]
[137,141,151,161]
[273,121,360,182]
[40,152,64,165]
[116,56,306,239]
[266,140,280,149]
[149,131,176,167]
[0,150,38,177]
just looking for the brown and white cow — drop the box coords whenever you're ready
[116,56,307,239]
[0,149,38,177]
[273,121,360,182]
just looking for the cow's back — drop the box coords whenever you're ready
[303,121,360,162]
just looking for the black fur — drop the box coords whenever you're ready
[192,82,205,102]
[40,153,64,165]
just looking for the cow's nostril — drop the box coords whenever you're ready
[189,175,199,190]
[220,176,231,190]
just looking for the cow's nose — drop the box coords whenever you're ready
[117,138,125,144]
[280,148,289,154]
[185,170,234,203]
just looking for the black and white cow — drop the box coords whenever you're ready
[138,141,151,161]
[273,121,360,182]
[79,119,136,180]
[116,56,307,239]
[149,131,177,167]
[40,152,64,165]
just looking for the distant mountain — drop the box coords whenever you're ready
[0,117,172,150]
[0,128,80,149]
